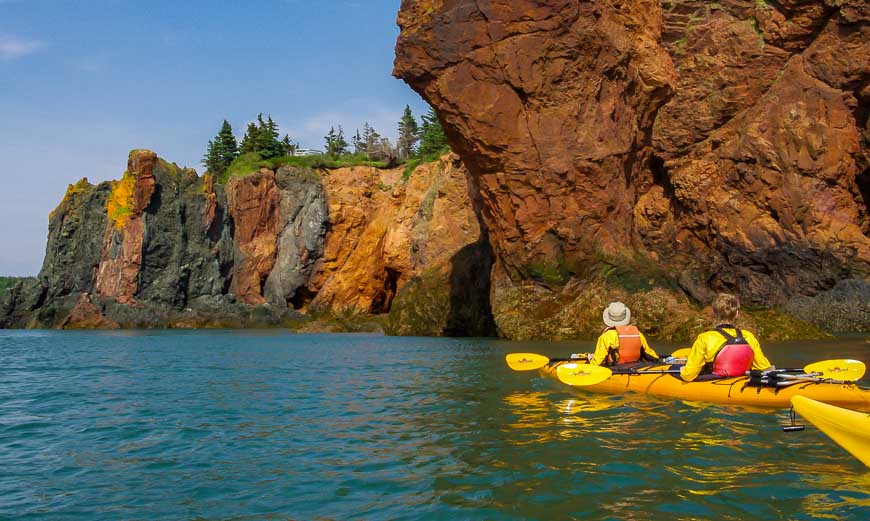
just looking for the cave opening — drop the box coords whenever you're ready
[289,286,317,311]
[371,268,400,314]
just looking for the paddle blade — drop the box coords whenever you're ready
[506,353,550,371]
[556,363,612,386]
[670,347,691,359]
[805,360,866,381]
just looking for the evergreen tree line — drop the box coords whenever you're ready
[203,114,296,177]
[203,106,449,177]
[334,105,448,161]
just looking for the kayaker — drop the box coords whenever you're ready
[680,293,774,381]
[587,302,660,366]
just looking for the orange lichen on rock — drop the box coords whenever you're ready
[106,171,136,230]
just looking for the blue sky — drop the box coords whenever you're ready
[0,0,427,276]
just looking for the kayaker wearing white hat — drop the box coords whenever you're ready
[587,301,660,366]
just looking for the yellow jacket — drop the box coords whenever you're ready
[590,328,659,366]
[680,327,772,381]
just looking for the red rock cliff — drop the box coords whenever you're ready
[94,150,157,304]
[394,0,870,334]
[226,169,281,305]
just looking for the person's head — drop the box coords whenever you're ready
[603,301,631,327]
[712,293,740,323]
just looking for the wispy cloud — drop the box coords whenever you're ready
[0,33,45,60]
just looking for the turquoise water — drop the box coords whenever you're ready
[1,330,869,520]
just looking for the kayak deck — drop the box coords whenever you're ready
[792,396,870,467]
[542,361,870,412]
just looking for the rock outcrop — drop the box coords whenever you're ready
[1,150,495,336]
[394,0,870,337]
[305,154,496,335]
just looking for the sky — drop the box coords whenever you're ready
[0,0,429,276]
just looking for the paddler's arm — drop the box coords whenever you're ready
[589,330,615,366]
[745,330,773,370]
[639,332,660,360]
[679,335,708,382]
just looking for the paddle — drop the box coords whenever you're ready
[803,359,865,381]
[505,352,585,371]
[556,364,684,386]
[554,363,613,386]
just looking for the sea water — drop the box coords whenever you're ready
[1,330,868,520]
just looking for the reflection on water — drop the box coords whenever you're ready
[0,331,868,520]
[802,471,870,520]
[503,392,633,444]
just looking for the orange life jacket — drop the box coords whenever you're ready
[711,326,754,377]
[614,325,642,364]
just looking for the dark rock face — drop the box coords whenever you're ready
[136,160,234,308]
[394,0,870,336]
[41,179,110,302]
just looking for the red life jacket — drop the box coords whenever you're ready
[711,326,754,377]
[614,325,642,364]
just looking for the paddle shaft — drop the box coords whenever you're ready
[610,369,682,375]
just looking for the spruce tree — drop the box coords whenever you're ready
[418,106,449,157]
[254,114,273,157]
[397,105,420,160]
[240,122,259,155]
[335,126,349,156]
[215,120,238,166]
[202,139,219,174]
[361,122,381,159]
[324,126,338,156]
[352,129,363,155]
[202,119,240,177]
[261,115,284,159]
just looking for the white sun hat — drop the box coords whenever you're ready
[603,301,631,327]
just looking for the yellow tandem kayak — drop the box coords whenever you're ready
[540,361,870,412]
[791,395,870,468]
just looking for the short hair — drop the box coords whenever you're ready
[712,293,740,322]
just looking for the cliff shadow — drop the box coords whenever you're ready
[443,235,497,337]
